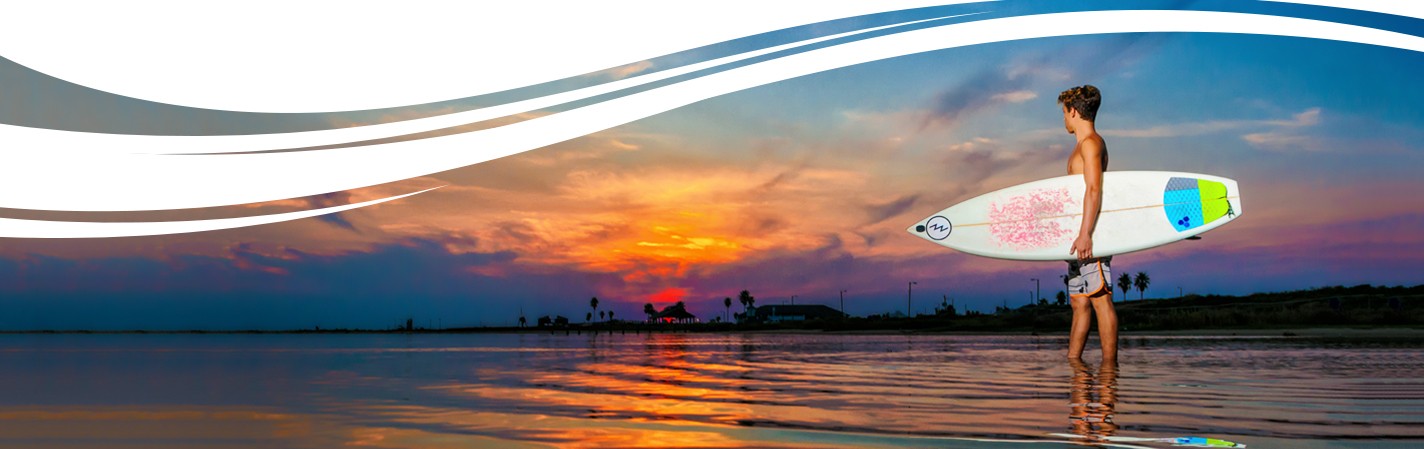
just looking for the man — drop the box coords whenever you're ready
[1059,85,1117,361]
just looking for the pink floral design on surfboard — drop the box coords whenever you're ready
[988,187,1077,250]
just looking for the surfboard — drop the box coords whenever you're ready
[907,171,1242,261]
[1049,433,1247,448]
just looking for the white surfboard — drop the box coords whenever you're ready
[907,171,1242,261]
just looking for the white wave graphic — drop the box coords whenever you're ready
[5,1,1410,114]
[0,14,970,159]
[0,187,440,238]
[4,9,1423,237]
[1263,0,1424,19]
[0,1,967,113]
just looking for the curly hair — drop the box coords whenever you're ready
[1057,85,1101,122]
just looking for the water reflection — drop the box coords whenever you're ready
[2,334,1423,448]
[1067,358,1120,443]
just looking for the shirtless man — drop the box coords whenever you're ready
[1059,85,1117,361]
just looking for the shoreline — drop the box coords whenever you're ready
[752,326,1424,337]
[1,326,1420,338]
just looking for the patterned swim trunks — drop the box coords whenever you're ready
[1067,256,1113,298]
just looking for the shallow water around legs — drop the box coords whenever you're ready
[0,332,1420,448]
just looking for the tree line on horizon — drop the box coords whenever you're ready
[518,272,1157,327]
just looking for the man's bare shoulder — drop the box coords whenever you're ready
[1078,133,1107,165]
[1080,133,1107,153]
[1069,133,1108,175]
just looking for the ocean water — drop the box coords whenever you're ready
[0,332,1419,448]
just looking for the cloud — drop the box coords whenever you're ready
[1272,107,1321,127]
[917,30,1177,132]
[1073,32,1176,79]
[517,136,643,166]
[938,138,1061,187]
[753,168,801,193]
[1241,132,1314,151]
[991,90,1038,104]
[862,195,919,226]
[1242,107,1324,151]
[303,192,359,232]
[608,60,655,79]
[582,60,655,80]
[1104,120,1256,138]
[1101,107,1324,147]
[921,69,1032,130]
[945,137,997,152]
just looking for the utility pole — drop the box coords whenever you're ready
[840,290,847,318]
[791,295,797,305]
[1031,278,1040,304]
[907,281,918,318]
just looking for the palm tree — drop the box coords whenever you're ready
[599,311,605,321]
[738,290,755,311]
[608,310,615,322]
[644,303,656,321]
[590,297,599,321]
[1117,273,1132,300]
[518,315,527,327]
[586,312,593,323]
[724,297,732,322]
[1056,291,1067,306]
[1134,272,1151,300]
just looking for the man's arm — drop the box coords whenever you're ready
[1071,139,1104,260]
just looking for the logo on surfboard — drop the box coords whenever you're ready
[924,216,952,240]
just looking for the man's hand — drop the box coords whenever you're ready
[1071,233,1093,260]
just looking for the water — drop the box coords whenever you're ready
[0,332,1420,448]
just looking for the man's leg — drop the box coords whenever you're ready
[1090,291,1118,361]
[1068,294,1092,359]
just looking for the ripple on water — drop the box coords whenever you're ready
[0,333,1421,448]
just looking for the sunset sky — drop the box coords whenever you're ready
[2,5,1422,330]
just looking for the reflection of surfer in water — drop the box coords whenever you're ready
[1068,357,1120,441]
[1060,357,1248,447]
[1060,85,1118,361]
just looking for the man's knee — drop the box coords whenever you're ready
[1070,295,1093,312]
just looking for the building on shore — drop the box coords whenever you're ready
[737,304,845,324]
[648,302,698,324]
[537,315,570,327]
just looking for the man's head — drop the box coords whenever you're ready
[1058,85,1101,134]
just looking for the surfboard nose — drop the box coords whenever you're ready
[908,215,952,241]
[907,222,924,235]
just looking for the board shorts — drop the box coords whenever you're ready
[1067,256,1112,298]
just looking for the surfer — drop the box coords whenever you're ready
[1059,85,1117,361]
